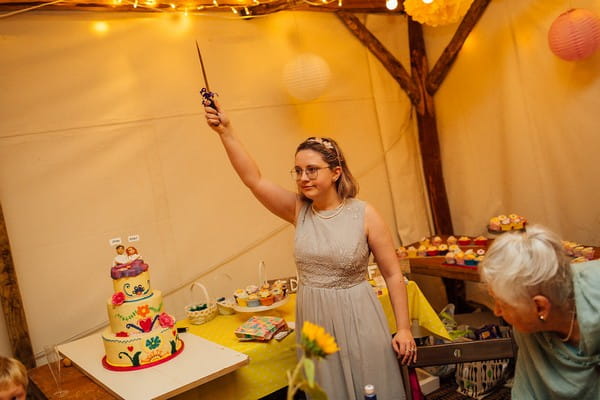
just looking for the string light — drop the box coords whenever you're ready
[423,0,434,4]
[1,0,402,20]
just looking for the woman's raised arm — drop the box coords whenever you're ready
[204,98,298,223]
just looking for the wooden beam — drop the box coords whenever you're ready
[0,0,407,13]
[408,18,453,235]
[336,11,421,106]
[0,202,35,368]
[426,0,492,95]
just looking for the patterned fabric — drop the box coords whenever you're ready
[295,198,406,400]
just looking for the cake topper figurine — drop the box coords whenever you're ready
[195,40,217,111]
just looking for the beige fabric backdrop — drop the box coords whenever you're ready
[1,0,599,364]
[0,10,429,362]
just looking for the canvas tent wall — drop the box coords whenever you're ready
[0,0,599,363]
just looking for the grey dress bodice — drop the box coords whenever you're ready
[295,198,370,288]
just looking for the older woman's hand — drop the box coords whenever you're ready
[393,328,417,365]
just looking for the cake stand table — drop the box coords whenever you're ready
[57,333,249,400]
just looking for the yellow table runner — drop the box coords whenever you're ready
[378,281,451,340]
[172,282,449,400]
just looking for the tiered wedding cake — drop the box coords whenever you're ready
[101,246,184,370]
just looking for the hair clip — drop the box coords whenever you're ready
[307,137,334,150]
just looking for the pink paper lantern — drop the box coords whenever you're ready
[548,8,600,61]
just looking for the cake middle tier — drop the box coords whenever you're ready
[107,290,164,333]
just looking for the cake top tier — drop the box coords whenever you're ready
[111,245,149,279]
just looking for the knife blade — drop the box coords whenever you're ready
[195,40,216,109]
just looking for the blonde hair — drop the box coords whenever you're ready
[481,225,573,311]
[295,137,358,200]
[0,356,28,391]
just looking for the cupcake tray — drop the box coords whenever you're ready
[232,295,290,313]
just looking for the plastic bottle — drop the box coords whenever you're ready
[364,384,377,399]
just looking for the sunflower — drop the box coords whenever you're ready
[300,321,339,359]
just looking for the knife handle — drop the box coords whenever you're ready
[200,88,217,109]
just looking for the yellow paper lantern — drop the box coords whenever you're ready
[403,0,474,27]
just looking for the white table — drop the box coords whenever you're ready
[57,333,249,400]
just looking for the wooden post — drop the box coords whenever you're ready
[0,202,35,368]
[408,18,454,235]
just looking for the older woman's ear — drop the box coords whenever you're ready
[532,295,551,321]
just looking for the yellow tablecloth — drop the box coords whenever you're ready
[172,282,449,400]
[378,281,451,340]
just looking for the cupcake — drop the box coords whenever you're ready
[510,214,526,230]
[573,246,585,257]
[458,236,471,246]
[396,246,408,259]
[571,256,587,264]
[260,281,271,291]
[445,252,456,265]
[247,294,260,307]
[448,244,461,253]
[258,290,274,306]
[474,236,488,246]
[438,244,449,255]
[245,284,259,295]
[235,290,249,307]
[488,217,501,232]
[432,236,443,246]
[455,251,465,266]
[273,280,288,294]
[417,245,427,257]
[426,246,439,257]
[419,237,431,247]
[499,216,512,231]
[475,255,485,264]
[407,246,418,258]
[447,235,458,245]
[464,253,477,266]
[271,287,285,302]
[582,247,595,260]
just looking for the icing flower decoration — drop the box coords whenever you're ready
[116,331,129,337]
[139,317,153,333]
[137,304,150,318]
[287,321,339,400]
[112,292,125,306]
[404,0,474,27]
[158,312,175,328]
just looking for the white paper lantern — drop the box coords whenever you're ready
[282,53,331,101]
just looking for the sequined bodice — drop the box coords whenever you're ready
[294,198,370,288]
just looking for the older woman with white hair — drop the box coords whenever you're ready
[481,225,600,399]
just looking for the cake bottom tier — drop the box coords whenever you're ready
[101,326,183,371]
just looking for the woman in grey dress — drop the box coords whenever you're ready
[205,99,416,399]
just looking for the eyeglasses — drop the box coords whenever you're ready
[290,166,329,181]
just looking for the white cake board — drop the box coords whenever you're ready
[57,333,249,400]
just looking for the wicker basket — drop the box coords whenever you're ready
[184,282,218,325]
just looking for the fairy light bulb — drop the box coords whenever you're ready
[422,0,434,4]
[386,0,398,10]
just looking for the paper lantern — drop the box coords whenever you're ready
[403,0,474,27]
[282,53,331,101]
[548,8,600,61]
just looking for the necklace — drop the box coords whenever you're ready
[560,311,576,342]
[311,200,345,219]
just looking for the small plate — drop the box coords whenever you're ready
[232,296,290,313]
